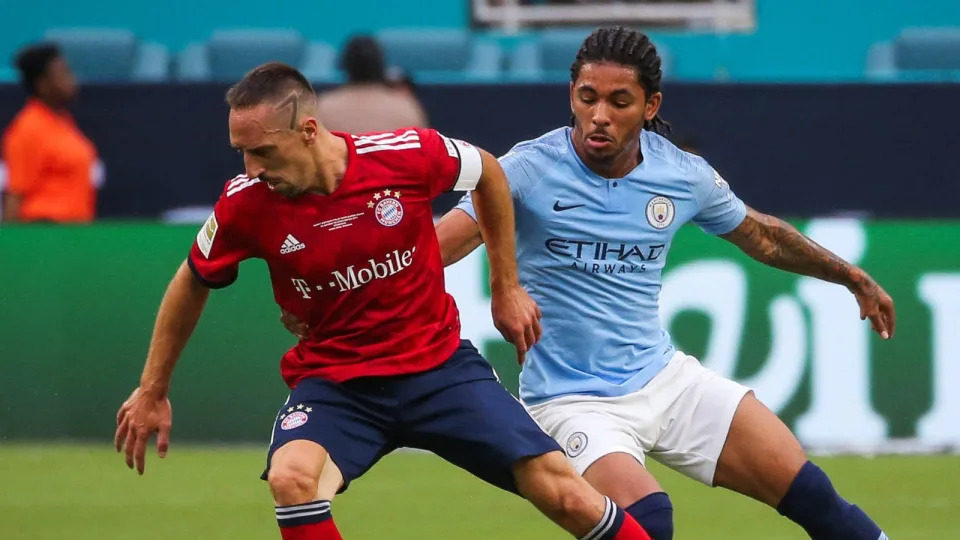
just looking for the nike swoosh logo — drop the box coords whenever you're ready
[553,201,585,212]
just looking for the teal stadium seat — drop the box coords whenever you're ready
[209,29,305,81]
[176,29,336,83]
[375,29,501,83]
[508,29,671,83]
[43,28,169,82]
[867,27,960,81]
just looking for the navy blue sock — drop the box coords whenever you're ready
[626,492,673,540]
[777,461,887,540]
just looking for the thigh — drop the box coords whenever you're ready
[400,344,561,494]
[712,392,807,507]
[647,354,752,486]
[263,377,398,492]
[528,396,649,478]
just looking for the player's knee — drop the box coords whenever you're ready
[267,464,318,505]
[626,492,674,540]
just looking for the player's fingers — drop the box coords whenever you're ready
[134,428,149,475]
[516,348,526,365]
[114,417,129,452]
[869,312,888,340]
[513,329,529,355]
[884,299,896,337]
[157,423,171,459]
[531,316,542,345]
[524,325,537,352]
[124,427,137,469]
[116,402,129,426]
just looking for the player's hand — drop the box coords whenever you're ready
[491,283,542,364]
[280,308,309,340]
[850,271,896,340]
[114,387,172,475]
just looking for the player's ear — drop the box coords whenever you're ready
[301,117,319,145]
[644,92,663,122]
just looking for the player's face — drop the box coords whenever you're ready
[228,104,316,198]
[570,62,661,166]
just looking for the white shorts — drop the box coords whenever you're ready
[525,351,751,486]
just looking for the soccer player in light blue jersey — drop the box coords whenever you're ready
[437,27,895,540]
[281,26,894,540]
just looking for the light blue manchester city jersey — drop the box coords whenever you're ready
[456,127,746,404]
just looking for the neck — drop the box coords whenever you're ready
[309,131,349,195]
[572,127,641,179]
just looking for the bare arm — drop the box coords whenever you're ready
[473,149,518,290]
[721,206,895,338]
[436,208,483,267]
[115,259,211,474]
[2,192,21,222]
[139,259,212,396]
[471,148,541,360]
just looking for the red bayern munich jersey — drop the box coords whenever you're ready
[188,128,483,388]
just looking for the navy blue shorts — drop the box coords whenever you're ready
[263,340,561,494]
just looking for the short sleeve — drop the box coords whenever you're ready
[417,128,483,198]
[454,143,538,222]
[187,190,255,288]
[2,125,43,195]
[690,159,747,235]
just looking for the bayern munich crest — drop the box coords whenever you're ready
[645,195,675,230]
[279,403,312,430]
[368,189,404,227]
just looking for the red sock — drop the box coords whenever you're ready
[613,512,651,540]
[276,501,343,539]
[279,520,343,540]
[583,497,651,540]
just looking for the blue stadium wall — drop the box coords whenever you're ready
[0,82,957,219]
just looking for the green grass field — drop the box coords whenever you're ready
[1,444,956,539]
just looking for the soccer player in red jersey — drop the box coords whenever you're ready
[114,63,650,540]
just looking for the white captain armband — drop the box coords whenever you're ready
[446,136,483,191]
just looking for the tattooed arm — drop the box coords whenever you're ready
[720,207,896,339]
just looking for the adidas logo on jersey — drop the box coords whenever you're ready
[280,234,306,254]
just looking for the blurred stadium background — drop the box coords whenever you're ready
[1,1,959,538]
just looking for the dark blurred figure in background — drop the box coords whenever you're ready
[2,43,100,223]
[316,35,429,132]
[671,135,701,156]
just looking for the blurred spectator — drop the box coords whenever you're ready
[672,135,701,156]
[386,66,430,125]
[2,43,100,223]
[316,35,429,133]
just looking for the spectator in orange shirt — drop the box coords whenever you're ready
[2,43,100,223]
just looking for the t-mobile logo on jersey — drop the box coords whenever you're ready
[330,247,416,292]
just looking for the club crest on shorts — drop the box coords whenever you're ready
[566,432,588,458]
[369,189,404,227]
[279,404,311,430]
[645,196,675,229]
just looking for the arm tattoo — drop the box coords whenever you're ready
[275,92,300,130]
[720,207,866,290]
